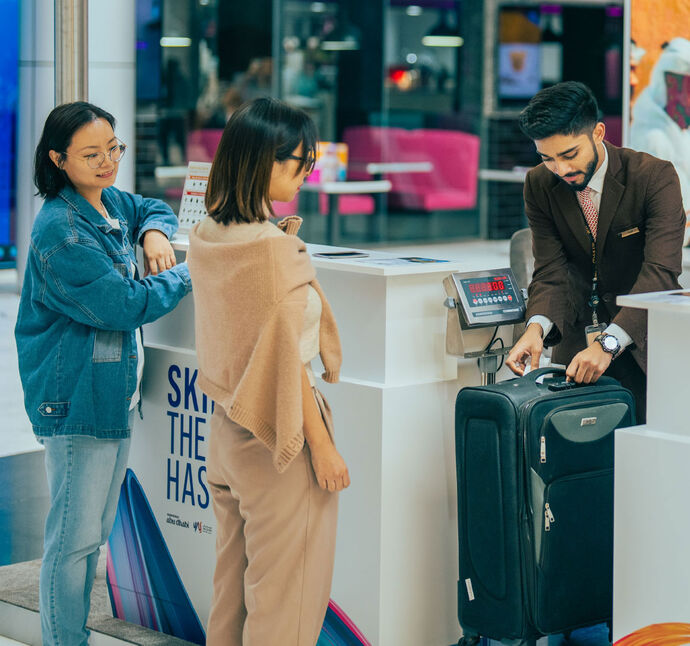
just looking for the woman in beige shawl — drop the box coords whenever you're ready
[187,97,349,646]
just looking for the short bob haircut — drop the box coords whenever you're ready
[34,102,116,198]
[518,81,601,141]
[205,97,317,224]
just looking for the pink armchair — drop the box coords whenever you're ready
[343,126,480,212]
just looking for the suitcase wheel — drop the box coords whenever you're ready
[457,637,481,646]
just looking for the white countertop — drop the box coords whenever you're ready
[171,233,481,277]
[618,288,690,312]
[617,248,690,311]
[172,233,690,279]
[306,243,466,276]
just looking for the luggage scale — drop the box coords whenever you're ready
[443,268,526,385]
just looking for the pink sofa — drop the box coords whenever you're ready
[343,126,480,212]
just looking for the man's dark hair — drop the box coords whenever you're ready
[206,97,317,224]
[34,102,116,198]
[518,81,601,140]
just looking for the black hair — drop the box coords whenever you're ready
[34,101,116,198]
[206,97,317,224]
[518,81,601,141]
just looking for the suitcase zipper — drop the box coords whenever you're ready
[506,385,627,638]
[535,468,614,634]
[531,396,632,469]
[544,502,555,531]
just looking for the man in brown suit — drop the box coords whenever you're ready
[507,81,686,421]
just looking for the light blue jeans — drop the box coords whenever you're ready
[40,428,131,646]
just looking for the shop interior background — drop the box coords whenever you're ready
[133,0,625,245]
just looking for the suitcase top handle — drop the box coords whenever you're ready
[525,367,583,391]
[525,367,566,382]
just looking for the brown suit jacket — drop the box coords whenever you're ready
[524,142,685,374]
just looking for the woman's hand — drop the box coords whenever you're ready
[310,441,350,492]
[142,229,177,276]
[300,365,349,491]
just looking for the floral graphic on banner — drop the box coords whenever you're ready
[614,622,690,645]
[107,468,370,646]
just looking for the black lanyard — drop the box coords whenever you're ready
[583,218,599,326]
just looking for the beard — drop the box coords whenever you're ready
[560,140,599,192]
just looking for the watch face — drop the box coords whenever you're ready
[603,335,619,351]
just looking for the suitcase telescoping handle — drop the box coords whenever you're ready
[525,367,581,391]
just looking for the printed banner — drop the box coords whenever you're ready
[107,347,369,645]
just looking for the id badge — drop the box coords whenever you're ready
[585,323,606,346]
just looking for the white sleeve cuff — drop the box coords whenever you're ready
[526,315,554,339]
[604,323,633,350]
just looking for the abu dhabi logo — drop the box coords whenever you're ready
[165,513,189,529]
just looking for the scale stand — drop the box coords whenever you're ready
[462,346,513,385]
[443,268,527,386]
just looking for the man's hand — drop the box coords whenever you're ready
[566,342,612,384]
[507,322,544,376]
[142,229,177,276]
[310,442,351,492]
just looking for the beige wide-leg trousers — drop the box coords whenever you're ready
[205,390,339,646]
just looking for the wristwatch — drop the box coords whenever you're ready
[594,333,621,358]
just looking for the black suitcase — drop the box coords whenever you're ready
[454,367,636,645]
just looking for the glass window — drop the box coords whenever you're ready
[134,0,623,245]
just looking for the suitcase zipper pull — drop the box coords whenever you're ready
[544,503,555,531]
[540,436,547,463]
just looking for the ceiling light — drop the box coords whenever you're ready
[422,10,463,48]
[422,35,464,47]
[160,37,192,47]
[321,18,360,51]
[321,38,359,51]
[406,5,423,16]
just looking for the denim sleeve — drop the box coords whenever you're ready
[114,189,180,245]
[41,239,192,331]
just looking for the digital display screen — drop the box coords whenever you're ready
[468,280,505,294]
[449,269,525,329]
[462,275,516,309]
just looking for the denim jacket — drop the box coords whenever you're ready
[15,185,192,439]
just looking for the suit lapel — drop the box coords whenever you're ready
[551,181,591,256]
[595,143,624,258]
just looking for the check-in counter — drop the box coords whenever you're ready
[613,288,690,640]
[129,239,488,646]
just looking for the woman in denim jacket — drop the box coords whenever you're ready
[14,102,192,645]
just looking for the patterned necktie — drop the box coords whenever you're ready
[576,186,598,239]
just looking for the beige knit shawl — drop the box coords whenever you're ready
[187,219,341,472]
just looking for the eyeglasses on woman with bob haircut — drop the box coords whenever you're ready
[205,96,317,225]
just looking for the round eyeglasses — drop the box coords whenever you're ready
[64,141,127,169]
